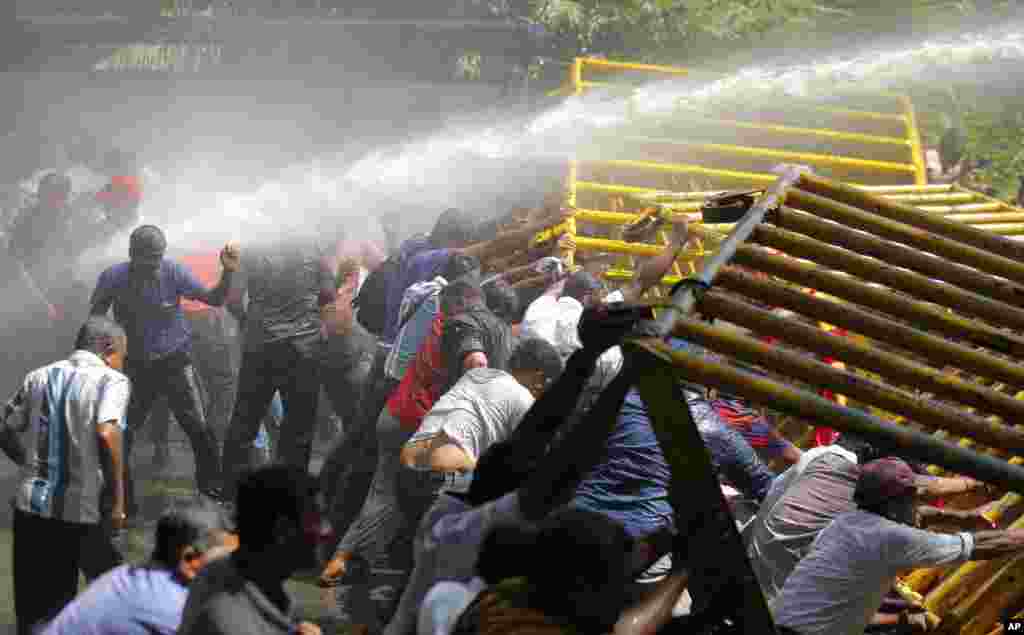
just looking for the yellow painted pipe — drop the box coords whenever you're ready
[975,223,1024,236]
[925,511,1024,615]
[948,553,1024,635]
[584,159,778,184]
[578,56,691,75]
[900,95,928,186]
[858,184,955,193]
[788,103,908,123]
[920,203,1005,215]
[665,115,910,146]
[947,213,1024,225]
[786,186,1024,286]
[621,136,918,174]
[879,192,980,204]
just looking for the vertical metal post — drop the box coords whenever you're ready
[633,351,777,633]
[902,95,928,186]
[563,161,578,269]
[571,57,583,96]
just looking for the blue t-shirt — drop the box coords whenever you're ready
[572,388,673,539]
[383,244,452,343]
[571,338,774,538]
[41,564,188,635]
[90,260,208,364]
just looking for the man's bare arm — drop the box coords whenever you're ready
[620,221,689,303]
[970,529,1024,560]
[97,421,126,528]
[917,475,986,498]
[460,208,570,263]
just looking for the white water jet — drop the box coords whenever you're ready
[82,21,1024,269]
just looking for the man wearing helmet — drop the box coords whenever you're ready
[89,225,240,515]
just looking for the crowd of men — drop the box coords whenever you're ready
[4,169,1024,635]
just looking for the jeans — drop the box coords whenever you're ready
[13,509,122,635]
[123,352,221,511]
[222,338,322,495]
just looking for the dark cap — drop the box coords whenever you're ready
[129,225,167,263]
[854,457,917,510]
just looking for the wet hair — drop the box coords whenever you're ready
[441,254,481,284]
[129,225,167,261]
[235,464,318,551]
[483,278,520,323]
[151,499,231,568]
[476,507,633,632]
[430,208,474,248]
[563,271,603,304]
[441,279,484,315]
[74,316,125,357]
[508,337,563,384]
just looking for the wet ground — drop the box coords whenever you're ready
[0,439,348,635]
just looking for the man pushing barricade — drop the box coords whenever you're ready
[90,225,240,512]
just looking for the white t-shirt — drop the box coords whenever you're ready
[773,510,974,635]
[408,368,534,464]
[520,291,624,414]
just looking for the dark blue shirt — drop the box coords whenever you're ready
[572,388,673,539]
[571,339,774,538]
[90,260,213,364]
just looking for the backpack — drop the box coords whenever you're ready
[354,256,398,337]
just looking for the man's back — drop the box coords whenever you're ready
[178,555,294,635]
[441,305,512,393]
[409,368,534,463]
[748,447,859,602]
[41,564,187,635]
[3,351,130,524]
[572,388,672,539]
[242,241,327,350]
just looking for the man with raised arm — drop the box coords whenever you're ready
[90,225,238,510]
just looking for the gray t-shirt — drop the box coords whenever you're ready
[748,446,859,602]
[773,510,974,635]
[242,240,329,352]
[408,368,534,464]
[177,556,294,635]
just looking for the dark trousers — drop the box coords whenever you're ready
[13,509,122,635]
[320,354,375,537]
[222,339,322,495]
[124,353,221,511]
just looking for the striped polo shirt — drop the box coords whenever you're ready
[1,350,131,524]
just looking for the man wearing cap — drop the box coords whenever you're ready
[90,225,239,511]
[773,457,1024,635]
